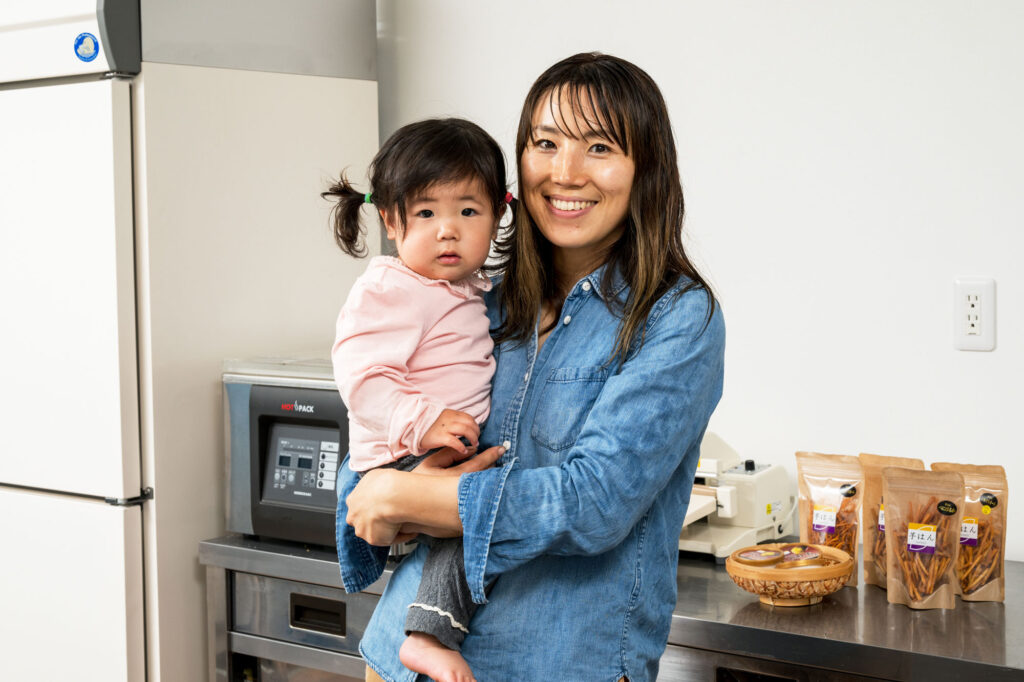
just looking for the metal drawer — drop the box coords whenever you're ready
[658,645,883,681]
[232,572,378,655]
[258,657,363,681]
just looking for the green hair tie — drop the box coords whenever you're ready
[364,192,373,204]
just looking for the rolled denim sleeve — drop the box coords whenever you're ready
[459,288,725,601]
[458,456,517,602]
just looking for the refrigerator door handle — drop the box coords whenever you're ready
[104,487,154,507]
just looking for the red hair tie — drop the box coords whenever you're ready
[504,191,514,205]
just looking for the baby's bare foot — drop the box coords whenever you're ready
[399,633,475,682]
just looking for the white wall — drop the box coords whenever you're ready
[376,0,1024,560]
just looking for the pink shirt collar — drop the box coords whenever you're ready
[374,255,492,297]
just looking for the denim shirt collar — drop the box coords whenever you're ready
[580,261,628,302]
[483,261,627,307]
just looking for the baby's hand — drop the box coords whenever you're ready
[420,409,480,454]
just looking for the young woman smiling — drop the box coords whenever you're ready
[340,52,725,682]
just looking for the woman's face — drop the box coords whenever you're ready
[520,90,635,269]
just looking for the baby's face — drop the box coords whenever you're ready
[382,177,496,282]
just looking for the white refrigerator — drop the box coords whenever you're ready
[0,2,378,679]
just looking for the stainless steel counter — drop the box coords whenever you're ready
[670,551,1021,680]
[200,536,1023,681]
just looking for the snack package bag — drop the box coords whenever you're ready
[795,452,863,586]
[882,467,965,610]
[859,453,925,588]
[931,463,1007,602]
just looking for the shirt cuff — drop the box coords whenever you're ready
[408,400,445,455]
[458,457,516,604]
[389,397,444,456]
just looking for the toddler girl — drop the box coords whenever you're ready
[324,118,508,682]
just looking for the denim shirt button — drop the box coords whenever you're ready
[502,440,511,450]
[581,281,592,292]
[563,315,572,325]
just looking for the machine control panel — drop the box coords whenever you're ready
[261,423,340,509]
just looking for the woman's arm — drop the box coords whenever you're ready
[344,444,505,544]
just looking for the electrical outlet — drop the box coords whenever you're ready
[954,278,996,351]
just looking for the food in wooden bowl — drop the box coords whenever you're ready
[725,543,854,606]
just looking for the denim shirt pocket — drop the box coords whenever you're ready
[530,365,609,452]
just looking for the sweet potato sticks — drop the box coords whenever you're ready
[858,454,924,588]
[882,468,964,609]
[932,463,1007,602]
[796,452,862,586]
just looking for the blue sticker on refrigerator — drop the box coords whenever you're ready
[74,33,99,62]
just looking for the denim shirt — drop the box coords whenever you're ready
[335,265,725,682]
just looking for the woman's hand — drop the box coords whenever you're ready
[345,468,405,546]
[346,444,506,546]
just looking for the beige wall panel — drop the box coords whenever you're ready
[133,61,377,681]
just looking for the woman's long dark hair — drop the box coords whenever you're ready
[492,52,715,362]
[323,118,508,257]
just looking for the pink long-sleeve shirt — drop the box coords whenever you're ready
[332,256,494,471]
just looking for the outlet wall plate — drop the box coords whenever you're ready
[954,277,996,351]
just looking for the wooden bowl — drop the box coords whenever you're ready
[725,543,854,606]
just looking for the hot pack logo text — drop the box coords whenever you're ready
[281,401,315,413]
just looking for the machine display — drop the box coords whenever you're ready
[262,424,341,504]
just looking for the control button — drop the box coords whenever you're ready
[321,441,340,453]
[274,470,281,482]
[320,451,340,463]
[288,471,296,483]
[563,315,571,325]
[502,440,511,450]
[582,281,592,292]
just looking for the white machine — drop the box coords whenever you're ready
[679,434,795,560]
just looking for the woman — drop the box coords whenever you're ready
[342,52,725,682]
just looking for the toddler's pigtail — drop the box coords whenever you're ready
[322,174,372,257]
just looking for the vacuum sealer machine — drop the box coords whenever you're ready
[679,434,795,560]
